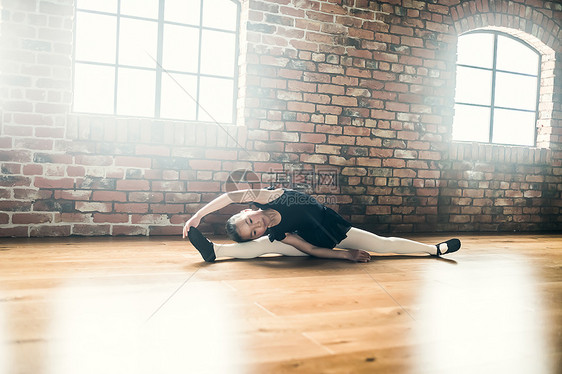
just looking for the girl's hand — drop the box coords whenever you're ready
[346,249,371,263]
[183,214,201,238]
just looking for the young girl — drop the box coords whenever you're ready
[183,187,461,263]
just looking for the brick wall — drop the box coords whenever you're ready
[1,0,561,237]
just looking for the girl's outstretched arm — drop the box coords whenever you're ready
[281,233,370,262]
[182,188,283,238]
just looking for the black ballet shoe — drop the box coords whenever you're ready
[435,238,461,256]
[188,227,216,262]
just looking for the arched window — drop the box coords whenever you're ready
[452,31,540,146]
[73,0,240,125]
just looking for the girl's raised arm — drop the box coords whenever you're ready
[182,188,283,238]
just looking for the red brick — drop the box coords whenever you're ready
[189,160,222,170]
[113,225,148,236]
[114,203,149,214]
[76,202,113,212]
[127,192,163,203]
[0,137,13,149]
[61,213,92,223]
[523,190,542,198]
[75,155,113,166]
[152,181,185,192]
[92,191,128,202]
[14,138,53,150]
[318,84,345,95]
[149,226,182,236]
[383,158,406,168]
[0,226,29,237]
[378,196,403,205]
[416,188,439,197]
[450,215,470,223]
[417,170,441,179]
[131,214,170,225]
[287,101,316,112]
[93,214,129,223]
[386,102,410,112]
[151,204,185,214]
[165,193,201,203]
[332,96,358,106]
[187,182,221,191]
[29,225,71,237]
[67,166,85,177]
[135,145,169,157]
[116,180,150,191]
[390,25,414,36]
[73,224,111,236]
[366,205,391,215]
[304,93,330,104]
[115,156,152,168]
[56,190,92,201]
[288,81,316,92]
[284,143,315,153]
[343,127,370,136]
[34,177,75,189]
[328,135,355,145]
[0,150,32,162]
[418,151,441,160]
[204,150,238,160]
[12,213,53,224]
[316,105,342,115]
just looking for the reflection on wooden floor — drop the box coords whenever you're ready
[1,234,561,373]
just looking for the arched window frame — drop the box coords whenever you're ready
[453,30,542,147]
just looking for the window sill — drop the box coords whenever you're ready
[66,113,245,149]
[449,141,551,165]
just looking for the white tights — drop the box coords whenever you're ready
[214,228,437,259]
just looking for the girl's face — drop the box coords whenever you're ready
[235,209,268,241]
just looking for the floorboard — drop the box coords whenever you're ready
[0,234,561,373]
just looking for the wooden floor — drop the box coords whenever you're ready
[1,234,561,374]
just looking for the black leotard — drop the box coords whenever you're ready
[253,188,351,249]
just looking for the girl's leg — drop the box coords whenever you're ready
[188,227,308,262]
[215,237,309,259]
[338,227,438,255]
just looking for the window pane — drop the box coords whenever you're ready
[452,104,490,142]
[120,0,159,19]
[119,18,158,68]
[198,77,234,123]
[496,35,539,75]
[455,66,492,106]
[165,0,200,25]
[160,73,198,120]
[457,33,494,69]
[492,109,535,146]
[75,12,116,63]
[202,0,238,31]
[200,30,236,77]
[494,72,537,111]
[73,63,115,114]
[162,24,200,72]
[116,68,155,117]
[77,0,117,13]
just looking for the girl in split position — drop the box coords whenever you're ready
[183,187,461,263]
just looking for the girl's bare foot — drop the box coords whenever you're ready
[346,249,371,263]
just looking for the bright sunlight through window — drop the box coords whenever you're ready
[73,0,240,124]
[452,31,540,146]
